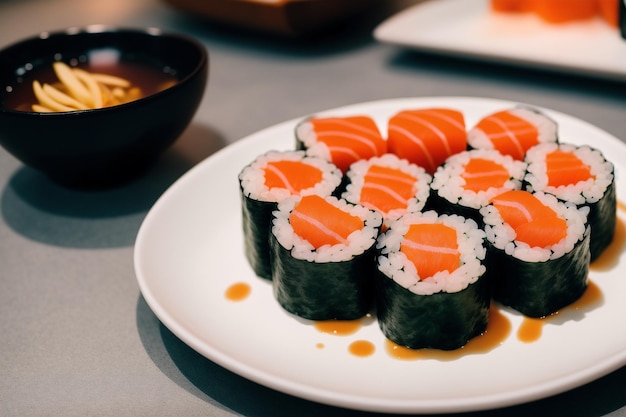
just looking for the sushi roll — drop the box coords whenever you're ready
[376,211,490,350]
[468,106,558,160]
[524,142,616,261]
[270,194,383,320]
[295,115,386,173]
[429,149,526,225]
[480,190,590,318]
[387,107,467,174]
[342,154,432,229]
[239,150,342,279]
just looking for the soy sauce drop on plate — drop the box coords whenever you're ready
[225,282,251,302]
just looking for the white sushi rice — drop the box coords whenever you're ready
[296,119,332,162]
[480,192,589,263]
[342,153,432,223]
[524,142,614,205]
[468,106,558,151]
[377,211,487,296]
[272,195,383,263]
[431,149,527,209]
[239,150,342,202]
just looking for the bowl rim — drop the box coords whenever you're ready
[0,25,209,116]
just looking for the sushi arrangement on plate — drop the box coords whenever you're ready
[238,104,616,351]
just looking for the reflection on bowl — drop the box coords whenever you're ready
[0,25,208,188]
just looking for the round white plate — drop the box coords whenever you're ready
[134,97,626,414]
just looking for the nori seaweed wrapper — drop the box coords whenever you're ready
[239,185,275,280]
[486,228,591,318]
[585,178,616,261]
[375,271,491,350]
[425,189,485,228]
[270,233,378,320]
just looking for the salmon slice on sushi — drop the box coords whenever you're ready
[239,150,342,279]
[270,194,382,320]
[468,106,558,160]
[376,211,490,350]
[295,115,386,173]
[480,190,590,318]
[342,154,432,229]
[387,108,467,174]
[429,149,527,225]
[524,142,616,261]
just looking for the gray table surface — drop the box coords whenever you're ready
[1,0,625,416]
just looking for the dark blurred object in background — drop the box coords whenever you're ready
[163,0,382,36]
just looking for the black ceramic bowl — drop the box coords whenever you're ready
[0,26,208,187]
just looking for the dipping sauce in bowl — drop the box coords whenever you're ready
[6,57,178,112]
[0,26,208,187]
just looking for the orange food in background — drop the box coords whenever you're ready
[597,0,619,27]
[533,0,597,23]
[490,0,619,26]
[491,0,534,12]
